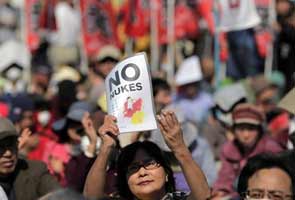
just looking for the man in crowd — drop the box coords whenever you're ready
[238,153,294,200]
[0,117,60,199]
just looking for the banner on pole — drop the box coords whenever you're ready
[80,0,119,57]
[25,0,42,52]
[105,53,157,133]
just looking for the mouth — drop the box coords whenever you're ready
[1,160,15,168]
[138,180,153,186]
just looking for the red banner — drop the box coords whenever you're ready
[80,0,119,57]
[120,0,150,39]
[157,1,198,44]
[39,0,57,31]
[25,0,42,52]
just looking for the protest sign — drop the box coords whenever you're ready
[105,53,157,133]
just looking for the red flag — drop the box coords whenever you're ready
[197,0,215,34]
[121,0,150,38]
[175,2,198,39]
[157,1,198,44]
[25,0,42,52]
[38,0,57,31]
[80,0,119,57]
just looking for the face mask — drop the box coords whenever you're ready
[6,67,22,81]
[37,111,51,126]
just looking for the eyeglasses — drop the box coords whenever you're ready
[242,189,293,200]
[127,159,161,176]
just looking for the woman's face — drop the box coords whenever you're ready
[234,124,259,149]
[127,149,167,200]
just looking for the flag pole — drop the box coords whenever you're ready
[150,0,159,72]
[213,0,221,88]
[166,0,175,84]
[264,0,276,78]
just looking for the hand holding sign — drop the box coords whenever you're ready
[105,53,157,133]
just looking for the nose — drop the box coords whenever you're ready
[241,130,252,140]
[137,166,148,177]
[165,96,172,105]
[2,149,14,157]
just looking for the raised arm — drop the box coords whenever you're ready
[83,115,119,199]
[157,110,211,200]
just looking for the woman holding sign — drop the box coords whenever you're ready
[83,110,210,200]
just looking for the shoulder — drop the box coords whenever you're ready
[258,135,283,152]
[16,158,51,179]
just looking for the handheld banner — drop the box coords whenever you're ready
[105,53,157,133]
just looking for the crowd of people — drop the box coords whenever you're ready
[0,0,294,200]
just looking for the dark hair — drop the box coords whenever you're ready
[117,141,175,199]
[238,153,295,197]
[152,78,171,97]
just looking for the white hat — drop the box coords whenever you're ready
[52,65,81,83]
[175,56,203,86]
[0,40,30,72]
[214,83,247,112]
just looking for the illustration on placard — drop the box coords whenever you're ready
[123,97,144,124]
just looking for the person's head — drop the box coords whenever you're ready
[152,78,172,112]
[238,153,294,200]
[52,101,94,144]
[276,0,295,21]
[2,64,23,82]
[175,56,203,99]
[0,118,19,177]
[31,65,52,95]
[117,141,175,200]
[91,45,121,79]
[232,104,265,150]
[9,94,35,132]
[252,76,279,115]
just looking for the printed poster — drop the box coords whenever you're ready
[105,53,157,133]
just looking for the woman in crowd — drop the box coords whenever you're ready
[84,110,210,200]
[213,103,283,199]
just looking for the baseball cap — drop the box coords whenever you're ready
[52,101,94,132]
[95,45,121,63]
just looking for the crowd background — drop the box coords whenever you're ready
[0,0,294,199]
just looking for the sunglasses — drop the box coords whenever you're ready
[0,137,18,156]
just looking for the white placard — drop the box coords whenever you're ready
[105,53,157,133]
